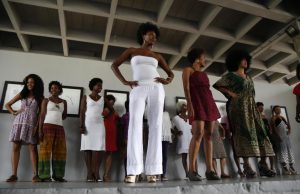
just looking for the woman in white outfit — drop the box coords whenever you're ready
[80,78,106,182]
[111,22,174,183]
[172,101,192,178]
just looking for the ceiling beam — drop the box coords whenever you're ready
[2,0,30,51]
[268,72,286,83]
[101,0,118,60]
[57,0,68,56]
[197,0,293,23]
[265,0,282,9]
[202,16,262,71]
[8,0,57,9]
[168,5,222,68]
[285,75,299,86]
[157,0,174,24]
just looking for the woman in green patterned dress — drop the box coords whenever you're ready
[213,50,275,178]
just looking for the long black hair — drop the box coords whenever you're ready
[20,74,44,103]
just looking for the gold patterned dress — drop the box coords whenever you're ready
[213,72,274,157]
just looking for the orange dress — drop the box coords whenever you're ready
[103,109,118,152]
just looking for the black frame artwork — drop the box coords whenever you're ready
[0,81,24,113]
[60,86,83,117]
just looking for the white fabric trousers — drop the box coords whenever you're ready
[127,82,165,175]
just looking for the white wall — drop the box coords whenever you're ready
[0,50,299,181]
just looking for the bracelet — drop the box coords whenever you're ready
[13,111,17,116]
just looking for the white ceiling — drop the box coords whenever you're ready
[0,0,299,84]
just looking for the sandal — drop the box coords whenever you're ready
[147,175,157,183]
[124,175,136,183]
[237,170,245,178]
[205,171,221,180]
[32,175,41,183]
[187,171,202,181]
[258,163,276,177]
[243,165,257,178]
[6,175,18,182]
[103,175,112,182]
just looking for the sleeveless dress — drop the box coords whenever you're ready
[103,110,118,152]
[172,115,192,154]
[274,118,295,164]
[212,122,227,159]
[80,95,105,151]
[9,98,39,144]
[189,71,220,122]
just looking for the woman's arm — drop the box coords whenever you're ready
[217,87,238,98]
[5,93,22,115]
[111,48,138,88]
[296,95,300,122]
[155,53,174,85]
[38,98,48,141]
[182,68,194,119]
[79,95,87,134]
[62,100,67,120]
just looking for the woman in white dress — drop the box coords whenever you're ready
[172,101,192,178]
[80,78,106,182]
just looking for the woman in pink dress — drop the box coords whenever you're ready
[182,48,220,181]
[5,74,44,182]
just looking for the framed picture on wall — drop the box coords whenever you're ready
[0,81,24,113]
[104,89,129,116]
[271,105,290,125]
[215,100,227,122]
[60,86,83,117]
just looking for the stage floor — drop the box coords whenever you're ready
[1,175,300,194]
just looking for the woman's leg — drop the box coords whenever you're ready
[213,159,218,174]
[92,151,101,181]
[84,151,93,180]
[144,84,165,176]
[203,121,215,172]
[28,144,40,181]
[11,142,21,176]
[127,87,146,176]
[182,153,188,176]
[103,152,113,181]
[187,120,204,181]
[189,121,204,173]
[162,141,169,178]
[220,158,230,177]
[243,157,256,178]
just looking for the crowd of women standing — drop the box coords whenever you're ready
[4,22,298,183]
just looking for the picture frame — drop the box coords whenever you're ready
[271,105,290,125]
[0,81,83,117]
[0,81,24,113]
[104,89,129,116]
[60,86,83,117]
[215,100,227,122]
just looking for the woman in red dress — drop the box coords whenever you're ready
[103,94,119,181]
[182,48,220,181]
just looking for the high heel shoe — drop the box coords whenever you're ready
[147,175,157,183]
[124,175,136,183]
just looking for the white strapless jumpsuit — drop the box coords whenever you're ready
[127,55,165,175]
